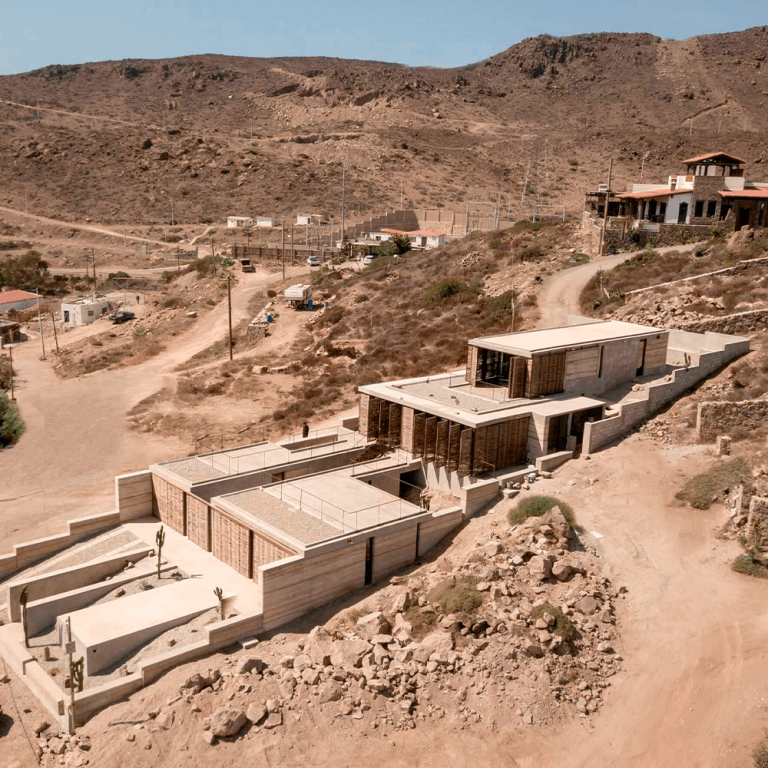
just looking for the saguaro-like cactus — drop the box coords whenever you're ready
[71,656,84,692]
[155,525,165,579]
[684,352,691,372]
[19,585,29,648]
[214,586,225,621]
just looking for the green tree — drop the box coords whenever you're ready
[390,233,412,254]
[0,251,49,290]
[0,391,24,446]
[376,240,398,258]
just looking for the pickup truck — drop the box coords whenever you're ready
[109,310,135,324]
[237,258,256,273]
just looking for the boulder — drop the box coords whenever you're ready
[236,657,263,675]
[575,596,598,616]
[293,654,313,672]
[246,703,267,724]
[319,683,343,703]
[278,655,295,668]
[263,712,283,729]
[202,731,216,746]
[391,590,414,614]
[209,707,247,738]
[528,555,552,581]
[301,667,321,686]
[484,540,503,557]
[551,560,575,582]
[419,631,455,654]
[524,642,544,658]
[330,638,372,668]
[305,626,334,666]
[155,712,174,730]
[355,611,391,640]
[181,669,221,694]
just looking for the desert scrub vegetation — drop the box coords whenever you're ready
[530,602,577,640]
[509,495,575,527]
[404,605,438,638]
[753,738,768,768]
[675,457,752,510]
[732,553,768,579]
[427,576,483,617]
[0,391,24,447]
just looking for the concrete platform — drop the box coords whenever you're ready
[58,578,218,675]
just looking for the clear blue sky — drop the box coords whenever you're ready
[0,0,764,75]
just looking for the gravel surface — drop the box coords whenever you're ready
[401,377,522,414]
[162,456,227,482]
[37,529,140,575]
[228,488,341,544]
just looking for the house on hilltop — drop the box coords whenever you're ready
[585,152,768,249]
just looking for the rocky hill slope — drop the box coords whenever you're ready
[0,28,767,224]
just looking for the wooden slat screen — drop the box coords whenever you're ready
[528,352,566,397]
[466,345,479,385]
[510,356,527,398]
[424,416,438,464]
[378,402,390,444]
[388,404,402,447]
[472,426,488,474]
[486,423,500,471]
[458,428,474,477]
[412,413,426,458]
[447,423,462,473]
[400,407,415,452]
[435,420,449,468]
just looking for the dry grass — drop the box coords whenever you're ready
[675,457,751,510]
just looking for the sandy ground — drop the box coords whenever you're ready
[0,265,311,545]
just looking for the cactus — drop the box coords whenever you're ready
[684,352,691,372]
[155,525,165,579]
[214,586,225,621]
[71,656,84,693]
[420,496,431,512]
[19,585,29,648]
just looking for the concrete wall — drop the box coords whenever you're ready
[583,332,749,454]
[421,462,500,516]
[677,309,768,336]
[6,546,151,622]
[116,471,153,521]
[417,507,463,557]
[0,511,120,580]
[696,399,768,443]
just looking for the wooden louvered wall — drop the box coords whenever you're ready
[424,417,438,463]
[401,407,415,452]
[527,352,567,398]
[187,495,211,551]
[252,530,295,583]
[151,476,186,535]
[388,404,402,447]
[466,345,480,385]
[435,420,450,468]
[212,509,252,578]
[447,424,462,472]
[412,413,426,458]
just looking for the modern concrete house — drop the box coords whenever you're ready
[585,151,768,248]
[358,318,748,478]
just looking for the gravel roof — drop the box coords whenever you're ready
[400,378,522,414]
[226,489,341,545]
[162,457,227,482]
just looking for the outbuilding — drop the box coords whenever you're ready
[227,216,253,229]
[0,290,41,314]
[60,296,112,325]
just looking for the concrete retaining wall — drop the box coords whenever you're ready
[417,508,463,557]
[583,332,749,454]
[677,309,768,336]
[116,470,153,521]
[696,399,768,443]
[0,511,120,580]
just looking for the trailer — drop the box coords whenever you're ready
[284,284,314,310]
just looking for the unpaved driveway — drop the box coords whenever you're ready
[0,266,310,545]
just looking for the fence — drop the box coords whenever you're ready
[232,244,339,264]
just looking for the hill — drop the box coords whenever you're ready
[0,28,767,225]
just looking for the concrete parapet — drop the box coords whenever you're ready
[116,470,153,521]
[536,451,573,472]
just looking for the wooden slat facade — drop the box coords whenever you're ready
[644,334,668,370]
[424,416,438,463]
[447,423,462,473]
[527,352,567,398]
[412,413,426,458]
[212,509,252,578]
[400,407,415,452]
[388,404,402,447]
[378,403,390,444]
[151,476,186,535]
[252,530,295,583]
[359,393,382,440]
[510,356,527,398]
[187,495,211,551]
[435,420,449,468]
[458,429,474,477]
[466,345,480,385]
[564,346,600,383]
[472,426,488,474]
[486,423,500,471]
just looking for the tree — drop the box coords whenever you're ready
[390,233,412,255]
[376,240,397,258]
[0,251,49,290]
[0,391,24,447]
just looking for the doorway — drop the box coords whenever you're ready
[364,537,374,586]
[737,206,752,231]
[677,202,688,224]
[636,339,647,376]
[547,414,569,453]
[63,310,70,323]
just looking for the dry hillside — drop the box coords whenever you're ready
[0,29,767,224]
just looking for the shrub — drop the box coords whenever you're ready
[754,741,768,768]
[518,245,542,261]
[404,605,438,638]
[423,278,480,304]
[733,554,768,579]
[355,294,369,304]
[489,237,505,251]
[508,495,575,527]
[427,576,483,616]
[321,307,345,325]
[530,602,576,640]
[675,457,751,510]
[0,391,24,446]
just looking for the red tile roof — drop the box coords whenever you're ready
[0,289,39,305]
[718,189,768,199]
[618,188,690,200]
[682,151,747,165]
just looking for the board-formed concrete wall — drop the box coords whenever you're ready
[115,471,153,521]
[696,399,768,443]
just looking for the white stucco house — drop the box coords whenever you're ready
[227,216,253,229]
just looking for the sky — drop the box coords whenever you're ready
[0,0,764,75]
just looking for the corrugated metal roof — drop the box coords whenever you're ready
[718,189,768,199]
[0,289,39,305]
[682,152,747,165]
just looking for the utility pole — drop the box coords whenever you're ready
[341,163,346,243]
[7,345,14,400]
[689,118,693,137]
[520,159,531,220]
[281,219,286,279]
[91,249,96,286]
[290,224,294,265]
[170,199,174,227]
[597,158,613,258]
[35,288,45,361]
[227,276,233,361]
[211,238,216,276]
[50,311,59,353]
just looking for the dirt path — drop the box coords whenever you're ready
[538,242,702,328]
[0,266,310,547]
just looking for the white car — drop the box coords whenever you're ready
[306,255,321,267]
[363,254,376,266]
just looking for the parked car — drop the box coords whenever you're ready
[237,258,255,273]
[109,310,135,324]
[306,255,321,267]
[363,253,377,266]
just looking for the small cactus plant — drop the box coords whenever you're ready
[155,525,165,579]
[71,656,84,693]
[684,352,691,372]
[214,586,225,621]
[420,496,431,512]
[19,585,29,648]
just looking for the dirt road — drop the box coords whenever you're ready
[0,266,310,545]
[538,242,702,328]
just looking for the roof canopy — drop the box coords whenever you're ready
[618,188,688,200]
[718,189,768,199]
[682,152,747,165]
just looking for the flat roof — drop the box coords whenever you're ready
[471,320,664,357]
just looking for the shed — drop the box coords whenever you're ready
[0,290,41,314]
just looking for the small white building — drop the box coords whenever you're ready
[227,216,253,229]
[296,213,316,226]
[376,229,446,249]
[60,296,112,325]
[256,216,275,228]
[0,289,41,314]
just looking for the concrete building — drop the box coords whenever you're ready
[377,229,446,249]
[296,214,317,225]
[256,216,275,228]
[585,152,768,249]
[227,216,253,229]
[0,289,41,314]
[60,297,112,325]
